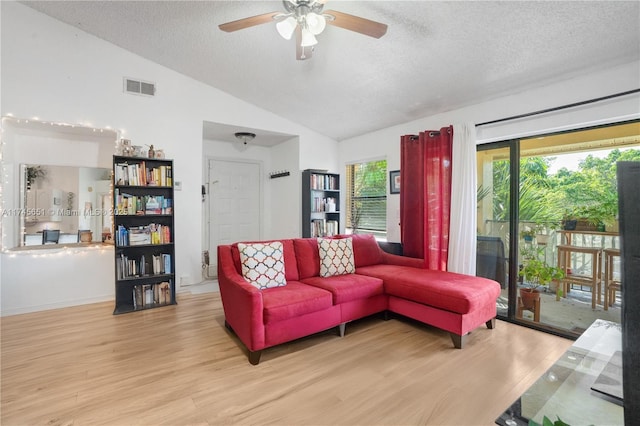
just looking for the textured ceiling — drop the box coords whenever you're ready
[19,1,640,142]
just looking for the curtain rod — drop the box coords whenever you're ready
[475,88,640,127]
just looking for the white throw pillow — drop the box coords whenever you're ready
[318,237,355,277]
[238,241,287,290]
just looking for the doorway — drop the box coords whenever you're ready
[205,158,262,278]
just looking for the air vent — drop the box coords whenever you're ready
[123,77,156,97]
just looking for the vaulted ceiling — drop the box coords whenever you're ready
[19,1,640,142]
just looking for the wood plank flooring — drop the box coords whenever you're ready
[1,292,572,425]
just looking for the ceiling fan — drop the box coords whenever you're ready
[218,0,388,60]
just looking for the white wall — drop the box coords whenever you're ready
[339,61,640,242]
[1,247,114,316]
[268,137,302,239]
[0,2,338,315]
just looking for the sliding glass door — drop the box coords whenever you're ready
[477,121,639,337]
[476,143,516,319]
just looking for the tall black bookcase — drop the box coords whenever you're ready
[302,169,340,237]
[112,155,176,314]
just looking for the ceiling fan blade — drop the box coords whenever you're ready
[219,12,280,32]
[295,25,313,61]
[324,10,388,39]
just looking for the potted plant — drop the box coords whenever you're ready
[534,222,559,245]
[579,202,617,233]
[562,209,578,231]
[519,259,565,309]
[26,165,46,190]
[521,226,536,243]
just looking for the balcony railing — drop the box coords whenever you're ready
[482,220,621,280]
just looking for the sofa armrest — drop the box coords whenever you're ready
[217,246,266,351]
[381,251,425,268]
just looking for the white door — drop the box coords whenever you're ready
[207,159,261,278]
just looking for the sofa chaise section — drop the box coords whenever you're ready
[349,234,501,348]
[355,263,499,348]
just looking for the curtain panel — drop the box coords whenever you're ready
[448,123,477,275]
[400,126,453,270]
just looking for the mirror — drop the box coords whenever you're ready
[21,164,112,246]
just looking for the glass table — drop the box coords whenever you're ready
[496,319,623,425]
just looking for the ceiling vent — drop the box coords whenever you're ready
[123,77,156,97]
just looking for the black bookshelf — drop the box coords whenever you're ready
[301,169,340,237]
[112,155,176,314]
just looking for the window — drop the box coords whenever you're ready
[345,159,387,238]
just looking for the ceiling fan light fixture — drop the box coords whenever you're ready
[219,1,388,60]
[276,16,297,40]
[300,27,318,47]
[306,12,326,35]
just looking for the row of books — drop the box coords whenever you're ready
[114,190,173,215]
[311,219,339,237]
[133,281,172,309]
[114,161,173,187]
[312,196,337,213]
[116,223,171,246]
[116,253,172,279]
[310,173,338,190]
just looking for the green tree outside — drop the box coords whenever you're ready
[489,148,640,226]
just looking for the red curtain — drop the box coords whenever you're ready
[400,126,453,271]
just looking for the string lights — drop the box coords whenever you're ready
[7,243,113,258]
[1,115,122,134]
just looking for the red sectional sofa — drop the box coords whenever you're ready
[217,234,501,365]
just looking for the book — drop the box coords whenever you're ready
[129,227,151,245]
[116,225,129,246]
[143,284,153,306]
[116,224,171,247]
[162,198,172,214]
[145,196,161,214]
[326,220,338,236]
[158,281,171,305]
[133,285,143,309]
[153,283,161,304]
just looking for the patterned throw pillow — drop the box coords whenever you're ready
[238,241,287,290]
[318,237,355,277]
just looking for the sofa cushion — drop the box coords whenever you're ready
[232,239,299,281]
[357,264,500,315]
[348,233,384,267]
[301,273,384,304]
[238,241,287,290]
[318,237,355,277]
[262,281,333,324]
[293,238,321,279]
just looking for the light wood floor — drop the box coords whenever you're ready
[1,292,572,425]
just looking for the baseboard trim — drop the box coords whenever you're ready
[1,295,114,317]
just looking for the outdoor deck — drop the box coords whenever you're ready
[498,286,621,335]
[483,223,622,335]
